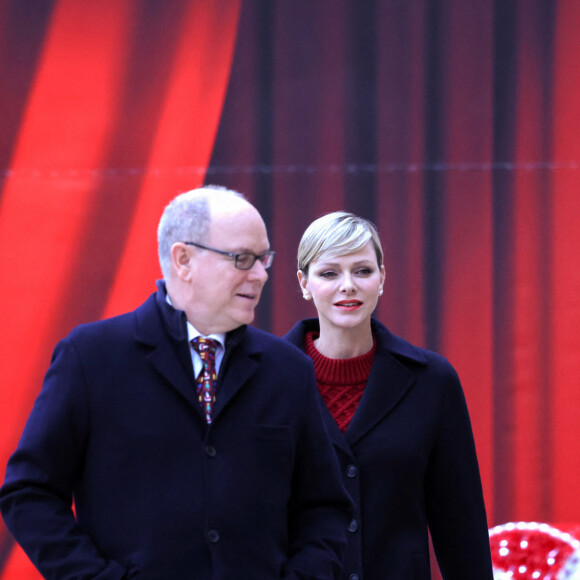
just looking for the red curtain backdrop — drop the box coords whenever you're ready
[1,1,580,578]
[0,0,242,576]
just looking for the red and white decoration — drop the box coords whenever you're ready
[489,522,580,579]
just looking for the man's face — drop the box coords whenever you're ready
[183,202,270,335]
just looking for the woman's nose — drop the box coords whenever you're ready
[339,275,356,293]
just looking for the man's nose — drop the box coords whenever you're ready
[247,258,269,282]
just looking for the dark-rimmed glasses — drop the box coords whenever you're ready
[184,241,275,271]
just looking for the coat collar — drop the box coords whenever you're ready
[283,318,427,448]
[134,283,198,412]
[134,281,259,423]
[213,323,261,420]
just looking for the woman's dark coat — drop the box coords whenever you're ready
[284,318,494,580]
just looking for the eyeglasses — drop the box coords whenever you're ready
[184,241,276,270]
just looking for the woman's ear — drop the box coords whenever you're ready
[379,265,386,296]
[297,270,311,300]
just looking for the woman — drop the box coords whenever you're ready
[284,212,493,579]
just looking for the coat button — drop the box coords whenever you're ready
[348,519,359,533]
[348,575,360,580]
[346,464,358,478]
[205,445,216,457]
[207,529,220,543]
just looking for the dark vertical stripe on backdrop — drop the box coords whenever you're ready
[201,1,274,331]
[344,0,377,220]
[250,1,274,332]
[537,2,556,521]
[492,0,518,524]
[422,0,444,353]
[0,0,56,204]
[421,192,443,353]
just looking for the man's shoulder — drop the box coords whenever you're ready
[65,310,136,346]
[244,326,313,362]
[66,293,156,345]
[239,327,317,390]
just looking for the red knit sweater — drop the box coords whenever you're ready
[304,331,376,432]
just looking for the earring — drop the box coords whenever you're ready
[303,292,311,300]
[379,288,383,296]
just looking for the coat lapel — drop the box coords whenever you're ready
[211,326,260,422]
[212,352,259,420]
[345,321,427,445]
[146,339,200,409]
[134,290,203,414]
[312,390,356,457]
[345,348,416,445]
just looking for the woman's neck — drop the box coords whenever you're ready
[314,321,373,359]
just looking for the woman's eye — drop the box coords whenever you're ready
[356,268,372,276]
[319,271,336,278]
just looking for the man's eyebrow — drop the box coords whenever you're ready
[229,247,271,254]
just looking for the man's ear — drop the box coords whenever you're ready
[171,242,192,281]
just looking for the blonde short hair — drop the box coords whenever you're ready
[297,211,383,273]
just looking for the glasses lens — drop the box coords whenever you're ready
[261,251,275,269]
[234,251,275,270]
[234,254,256,270]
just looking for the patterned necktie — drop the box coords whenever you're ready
[191,337,219,424]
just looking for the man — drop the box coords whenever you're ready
[0,186,351,579]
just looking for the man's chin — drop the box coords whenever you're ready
[240,311,256,326]
[225,309,257,331]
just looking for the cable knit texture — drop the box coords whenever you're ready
[305,331,376,432]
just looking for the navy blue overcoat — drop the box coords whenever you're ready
[284,318,494,580]
[1,286,351,580]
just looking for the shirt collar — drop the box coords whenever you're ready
[164,288,226,349]
[186,324,226,350]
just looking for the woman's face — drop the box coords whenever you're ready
[298,241,385,332]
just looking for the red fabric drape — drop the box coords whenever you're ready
[0,0,241,576]
[2,2,580,579]
[206,2,580,578]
